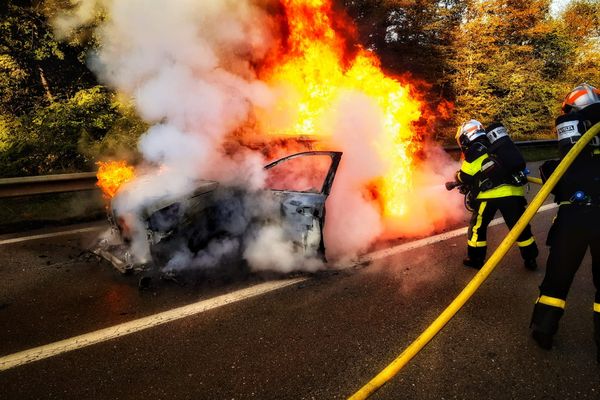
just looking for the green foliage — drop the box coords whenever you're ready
[0,86,109,176]
[447,0,570,138]
[343,0,599,140]
[561,0,600,86]
[80,95,148,162]
[0,0,98,115]
[342,0,467,140]
[0,87,146,177]
[0,115,14,152]
[343,0,466,90]
[1,0,599,178]
[0,0,145,178]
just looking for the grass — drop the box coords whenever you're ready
[520,146,559,162]
[0,191,107,234]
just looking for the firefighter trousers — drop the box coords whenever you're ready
[467,195,538,262]
[531,205,600,341]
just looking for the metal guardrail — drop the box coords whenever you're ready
[443,139,557,153]
[508,139,558,147]
[0,172,97,198]
[0,140,559,199]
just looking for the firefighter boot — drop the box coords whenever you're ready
[530,302,564,350]
[462,257,484,269]
[531,330,553,350]
[520,242,539,271]
[463,246,485,269]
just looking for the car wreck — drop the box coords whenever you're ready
[94,151,342,276]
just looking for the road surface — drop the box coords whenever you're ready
[0,192,599,399]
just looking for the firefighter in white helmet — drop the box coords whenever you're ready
[453,119,538,270]
[530,83,600,356]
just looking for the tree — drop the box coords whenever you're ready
[448,0,568,138]
[343,0,465,86]
[560,0,600,86]
[0,0,145,177]
[342,0,466,140]
[0,0,97,115]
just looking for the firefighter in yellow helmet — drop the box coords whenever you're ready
[454,119,538,270]
[530,83,600,357]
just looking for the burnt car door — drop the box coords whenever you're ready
[263,151,342,257]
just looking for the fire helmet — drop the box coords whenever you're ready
[456,119,486,148]
[561,83,600,114]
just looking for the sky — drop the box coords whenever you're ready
[550,0,573,16]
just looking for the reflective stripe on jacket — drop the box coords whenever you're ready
[458,154,525,199]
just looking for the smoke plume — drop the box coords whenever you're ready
[322,91,464,262]
[52,0,464,274]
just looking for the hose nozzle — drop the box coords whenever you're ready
[445,181,460,191]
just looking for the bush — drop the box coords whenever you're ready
[0,86,145,177]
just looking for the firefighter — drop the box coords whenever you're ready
[530,83,600,354]
[454,119,538,270]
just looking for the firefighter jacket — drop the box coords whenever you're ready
[457,141,524,200]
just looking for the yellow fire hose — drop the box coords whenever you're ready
[348,122,600,400]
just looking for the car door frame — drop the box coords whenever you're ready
[263,151,342,195]
[263,151,342,257]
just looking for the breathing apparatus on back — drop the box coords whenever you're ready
[485,122,527,187]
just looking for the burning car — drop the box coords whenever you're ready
[95,151,342,275]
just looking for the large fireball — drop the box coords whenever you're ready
[258,0,424,217]
[96,160,135,198]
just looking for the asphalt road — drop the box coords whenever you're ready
[1,187,599,399]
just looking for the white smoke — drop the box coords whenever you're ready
[165,237,240,272]
[138,124,211,175]
[322,92,387,262]
[383,145,464,237]
[241,189,325,273]
[244,225,324,273]
[52,0,107,39]
[52,0,464,274]
[321,91,464,261]
[57,0,274,170]
[52,0,287,270]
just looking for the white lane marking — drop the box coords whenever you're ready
[0,226,105,245]
[361,203,557,262]
[0,202,558,371]
[0,278,307,371]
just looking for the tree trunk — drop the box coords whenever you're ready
[38,66,54,102]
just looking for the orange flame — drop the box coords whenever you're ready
[96,160,135,198]
[259,0,424,217]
